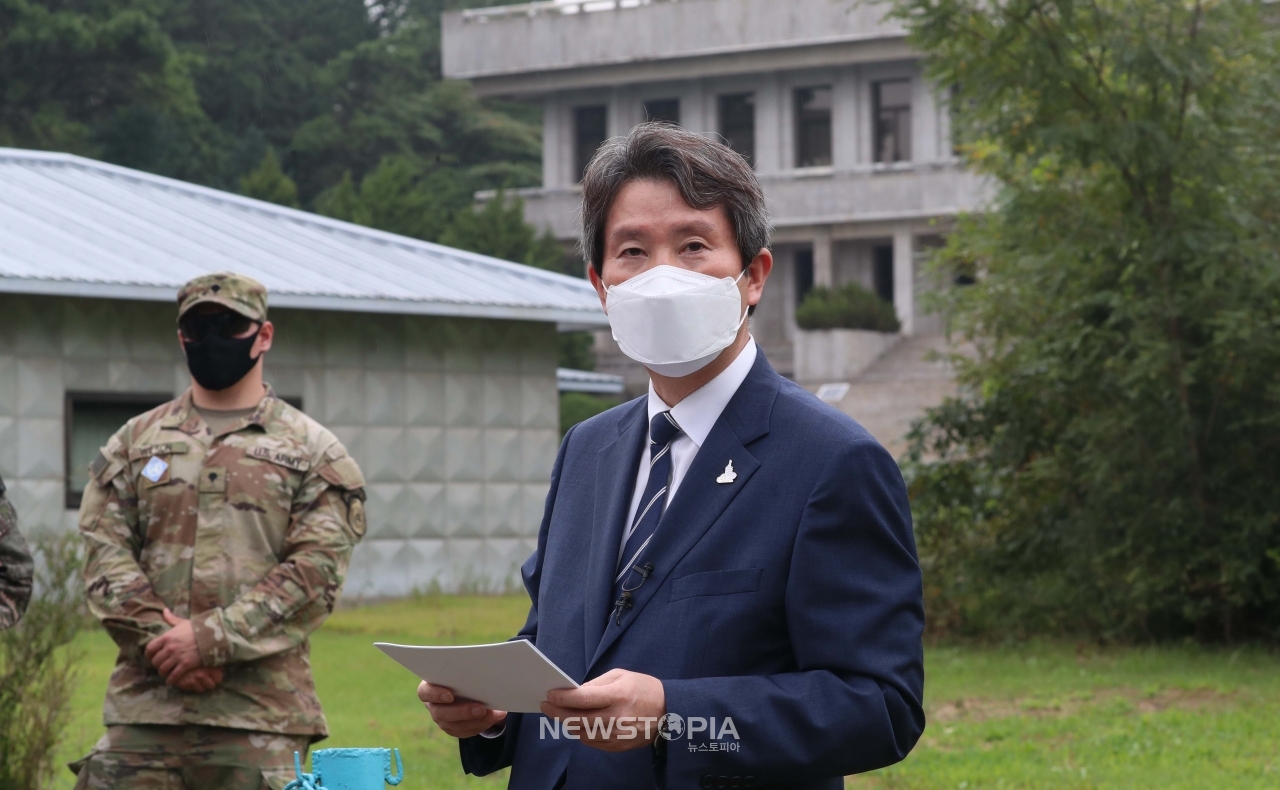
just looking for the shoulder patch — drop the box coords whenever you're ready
[248,445,310,473]
[347,497,367,538]
[89,450,125,485]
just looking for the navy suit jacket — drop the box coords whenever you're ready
[460,352,925,789]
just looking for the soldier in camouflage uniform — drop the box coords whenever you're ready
[0,475,34,630]
[73,273,368,790]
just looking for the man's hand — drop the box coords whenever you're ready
[540,668,666,753]
[418,682,508,739]
[172,667,224,693]
[144,608,204,681]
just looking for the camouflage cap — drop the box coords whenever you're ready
[177,272,268,322]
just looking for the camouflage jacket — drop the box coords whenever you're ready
[79,387,366,736]
[0,476,34,630]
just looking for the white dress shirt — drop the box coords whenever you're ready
[618,337,758,563]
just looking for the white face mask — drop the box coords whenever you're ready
[604,265,749,377]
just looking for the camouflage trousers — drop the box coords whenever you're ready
[70,724,310,790]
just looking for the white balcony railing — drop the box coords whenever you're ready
[443,0,908,85]
[485,161,991,240]
[462,0,670,23]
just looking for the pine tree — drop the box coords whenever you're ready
[313,172,372,226]
[238,149,300,208]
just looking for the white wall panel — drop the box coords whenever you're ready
[18,358,61,417]
[0,356,15,416]
[365,370,406,426]
[0,294,559,595]
[444,482,484,538]
[403,427,446,482]
[406,483,446,538]
[0,417,16,475]
[484,483,524,537]
[404,371,445,426]
[17,419,61,478]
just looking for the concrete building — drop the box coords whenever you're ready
[443,0,991,390]
[0,148,607,597]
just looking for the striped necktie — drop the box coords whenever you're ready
[612,410,682,623]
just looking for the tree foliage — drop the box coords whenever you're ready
[895,0,1280,641]
[0,0,206,163]
[441,190,570,273]
[2,0,555,262]
[238,148,299,208]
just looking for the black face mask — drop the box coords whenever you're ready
[180,313,262,391]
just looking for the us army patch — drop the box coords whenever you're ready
[248,446,309,472]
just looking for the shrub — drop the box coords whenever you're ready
[0,535,87,788]
[560,392,619,435]
[794,283,900,332]
[896,0,1280,641]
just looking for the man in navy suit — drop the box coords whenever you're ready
[418,123,925,789]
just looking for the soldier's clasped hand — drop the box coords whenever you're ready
[173,667,224,693]
[145,608,206,685]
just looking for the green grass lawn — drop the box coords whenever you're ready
[56,596,1279,789]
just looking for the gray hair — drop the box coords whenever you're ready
[579,122,771,275]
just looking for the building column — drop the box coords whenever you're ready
[542,95,562,189]
[813,230,834,287]
[609,87,624,138]
[685,80,707,134]
[755,74,782,175]
[893,228,914,335]
[833,67,858,170]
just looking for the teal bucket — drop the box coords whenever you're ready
[283,748,403,790]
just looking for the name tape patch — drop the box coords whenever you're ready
[128,442,188,461]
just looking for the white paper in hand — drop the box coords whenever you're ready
[375,639,578,714]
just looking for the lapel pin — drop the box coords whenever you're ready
[716,460,737,484]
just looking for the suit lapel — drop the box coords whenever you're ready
[588,352,781,672]
[582,399,648,669]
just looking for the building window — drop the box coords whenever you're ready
[65,392,171,509]
[794,86,832,168]
[718,93,755,166]
[574,105,608,183]
[949,83,963,156]
[873,79,912,163]
[795,248,815,306]
[643,98,681,126]
[873,244,894,304]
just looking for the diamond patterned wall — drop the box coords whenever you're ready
[0,294,559,597]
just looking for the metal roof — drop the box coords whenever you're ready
[556,367,625,394]
[0,148,606,327]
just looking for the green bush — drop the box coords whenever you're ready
[895,0,1280,642]
[794,283,900,332]
[560,392,620,435]
[1,535,87,789]
[558,332,596,372]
